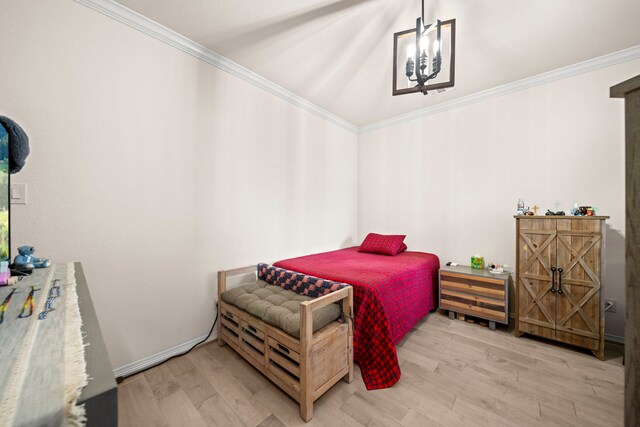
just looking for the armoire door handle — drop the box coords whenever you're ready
[557,268,564,294]
[550,267,556,293]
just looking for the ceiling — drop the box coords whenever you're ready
[117,0,640,127]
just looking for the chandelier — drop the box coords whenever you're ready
[393,0,456,96]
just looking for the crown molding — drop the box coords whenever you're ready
[359,44,640,133]
[74,0,359,133]
[74,0,640,135]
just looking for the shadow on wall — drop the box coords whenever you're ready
[604,224,625,339]
[342,236,356,248]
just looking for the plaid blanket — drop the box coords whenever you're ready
[274,247,439,390]
[257,263,347,296]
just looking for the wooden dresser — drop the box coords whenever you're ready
[514,216,608,359]
[439,265,510,330]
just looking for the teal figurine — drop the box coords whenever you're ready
[14,246,50,268]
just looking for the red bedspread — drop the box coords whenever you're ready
[274,247,439,390]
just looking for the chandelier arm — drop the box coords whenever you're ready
[415,17,425,86]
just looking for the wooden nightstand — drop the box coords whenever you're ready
[439,265,510,330]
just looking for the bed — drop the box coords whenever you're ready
[274,246,440,390]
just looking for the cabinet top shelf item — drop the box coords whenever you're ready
[513,215,609,219]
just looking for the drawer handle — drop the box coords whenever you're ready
[247,325,257,333]
[550,267,556,293]
[226,312,234,319]
[277,343,290,354]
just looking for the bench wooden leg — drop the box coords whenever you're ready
[343,335,354,383]
[300,302,313,422]
[343,287,354,383]
[217,305,225,347]
[217,273,227,347]
[343,367,354,383]
[300,400,313,422]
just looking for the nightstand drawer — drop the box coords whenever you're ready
[440,271,505,300]
[440,289,506,322]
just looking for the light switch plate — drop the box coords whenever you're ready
[10,183,27,204]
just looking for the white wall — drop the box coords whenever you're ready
[359,59,640,339]
[1,1,633,373]
[0,0,358,369]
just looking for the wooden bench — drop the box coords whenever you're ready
[217,266,354,422]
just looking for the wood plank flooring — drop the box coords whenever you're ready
[118,312,624,426]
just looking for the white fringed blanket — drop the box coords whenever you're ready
[0,263,88,427]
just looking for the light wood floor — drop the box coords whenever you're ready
[118,312,624,427]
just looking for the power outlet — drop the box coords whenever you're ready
[604,298,617,313]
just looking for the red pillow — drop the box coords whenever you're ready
[358,233,406,256]
[398,242,408,254]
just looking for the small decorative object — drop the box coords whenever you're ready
[13,246,51,269]
[487,262,504,273]
[517,198,525,216]
[575,206,598,216]
[18,286,40,318]
[570,203,579,216]
[471,254,484,269]
[0,287,17,325]
[545,209,566,216]
[38,279,62,320]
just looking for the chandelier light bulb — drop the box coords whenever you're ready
[433,39,440,53]
[420,36,427,53]
[406,43,415,59]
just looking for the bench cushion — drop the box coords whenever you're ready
[221,280,341,338]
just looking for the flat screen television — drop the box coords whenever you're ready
[0,123,8,261]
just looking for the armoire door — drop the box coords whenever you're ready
[555,219,602,350]
[517,218,557,339]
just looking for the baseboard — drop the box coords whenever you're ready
[117,314,624,379]
[114,332,216,378]
[604,333,625,344]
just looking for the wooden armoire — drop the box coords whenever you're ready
[514,215,608,359]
